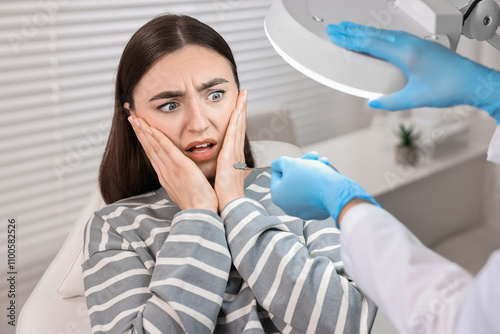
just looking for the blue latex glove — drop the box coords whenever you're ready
[301,151,330,166]
[326,22,500,124]
[270,156,379,224]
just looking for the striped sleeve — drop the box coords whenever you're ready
[221,197,377,334]
[82,209,232,334]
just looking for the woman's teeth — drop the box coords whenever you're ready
[190,143,212,153]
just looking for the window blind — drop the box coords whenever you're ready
[0,1,373,326]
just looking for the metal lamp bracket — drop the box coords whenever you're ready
[460,0,500,50]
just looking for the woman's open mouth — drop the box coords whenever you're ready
[185,140,216,162]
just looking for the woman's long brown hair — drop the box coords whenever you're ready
[99,14,254,204]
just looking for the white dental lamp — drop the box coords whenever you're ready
[264,0,500,99]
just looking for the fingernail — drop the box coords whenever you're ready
[134,119,141,128]
[239,90,247,116]
[147,128,153,136]
[127,116,133,125]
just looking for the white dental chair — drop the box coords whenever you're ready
[15,140,306,334]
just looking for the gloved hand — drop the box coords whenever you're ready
[301,151,330,166]
[271,156,379,224]
[326,22,500,124]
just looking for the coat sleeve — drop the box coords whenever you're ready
[454,250,500,334]
[82,209,231,334]
[340,203,474,334]
[487,125,500,164]
[221,197,377,334]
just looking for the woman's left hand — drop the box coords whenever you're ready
[214,90,248,212]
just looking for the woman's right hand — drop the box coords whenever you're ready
[128,116,218,213]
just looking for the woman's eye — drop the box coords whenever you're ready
[158,102,178,112]
[208,90,224,102]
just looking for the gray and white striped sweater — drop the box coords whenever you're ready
[82,169,377,333]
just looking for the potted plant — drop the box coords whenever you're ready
[395,124,420,165]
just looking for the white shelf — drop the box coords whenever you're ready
[302,116,495,197]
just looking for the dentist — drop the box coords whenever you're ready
[271,22,500,334]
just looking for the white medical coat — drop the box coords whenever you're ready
[341,125,500,334]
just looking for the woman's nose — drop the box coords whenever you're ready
[186,102,210,133]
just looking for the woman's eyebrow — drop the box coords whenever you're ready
[149,90,184,102]
[197,78,229,91]
[149,78,229,102]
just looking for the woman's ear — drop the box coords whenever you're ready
[124,102,136,116]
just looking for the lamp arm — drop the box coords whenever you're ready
[400,0,500,51]
[396,0,463,35]
[396,0,463,50]
[446,0,475,11]
[487,33,500,50]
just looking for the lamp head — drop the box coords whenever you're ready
[264,0,462,99]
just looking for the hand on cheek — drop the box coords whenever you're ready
[128,115,218,213]
[214,90,248,212]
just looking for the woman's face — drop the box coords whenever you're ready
[126,45,239,179]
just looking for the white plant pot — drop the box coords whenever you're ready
[395,145,419,165]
